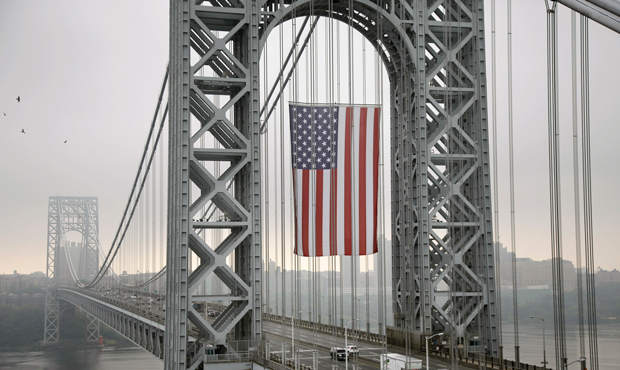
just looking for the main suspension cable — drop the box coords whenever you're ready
[580,14,599,370]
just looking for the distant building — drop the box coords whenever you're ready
[596,268,620,285]
[496,243,577,290]
[0,271,49,293]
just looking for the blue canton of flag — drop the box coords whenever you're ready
[290,105,339,170]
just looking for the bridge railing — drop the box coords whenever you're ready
[263,314,384,344]
[426,348,551,370]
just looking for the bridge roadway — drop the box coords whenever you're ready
[55,288,167,360]
[263,320,453,370]
[56,288,462,370]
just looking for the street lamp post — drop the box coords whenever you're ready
[565,358,586,369]
[425,333,444,370]
[530,316,547,369]
[345,319,359,370]
[292,310,302,369]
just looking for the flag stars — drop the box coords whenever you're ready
[290,105,339,170]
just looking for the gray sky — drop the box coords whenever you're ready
[0,0,618,275]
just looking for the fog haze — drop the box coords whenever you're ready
[0,0,618,275]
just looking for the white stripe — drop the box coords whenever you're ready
[309,170,316,257]
[352,107,361,256]
[322,170,331,257]
[365,108,376,254]
[336,107,347,256]
[295,169,305,256]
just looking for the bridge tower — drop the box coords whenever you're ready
[43,196,100,344]
[166,0,497,367]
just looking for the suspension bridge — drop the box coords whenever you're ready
[39,1,619,370]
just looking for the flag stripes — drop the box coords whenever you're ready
[290,104,380,257]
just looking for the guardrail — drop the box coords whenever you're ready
[263,314,385,344]
[427,348,552,370]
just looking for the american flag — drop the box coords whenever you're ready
[290,104,380,257]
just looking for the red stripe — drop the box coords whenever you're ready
[358,108,368,256]
[344,107,353,256]
[373,108,380,254]
[330,169,337,255]
[302,170,310,257]
[316,170,324,257]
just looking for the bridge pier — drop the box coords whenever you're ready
[42,289,63,345]
[85,311,100,342]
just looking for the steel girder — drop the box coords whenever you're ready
[257,0,497,356]
[167,1,262,369]
[556,0,620,34]
[44,196,100,344]
[56,288,165,359]
[86,312,100,342]
[392,0,498,355]
[46,196,100,283]
[42,289,66,344]
[168,0,497,365]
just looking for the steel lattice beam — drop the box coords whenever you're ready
[166,1,262,369]
[56,288,165,359]
[167,0,498,367]
[44,196,100,345]
[256,0,498,357]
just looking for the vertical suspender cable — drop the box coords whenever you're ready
[489,0,504,363]
[545,2,567,368]
[328,0,335,337]
[580,15,599,370]
[570,10,587,364]
[348,0,357,346]
[337,18,344,330]
[377,0,388,355]
[263,29,271,324]
[279,0,286,328]
[159,114,164,294]
[152,132,157,294]
[507,0,520,366]
[291,13,299,363]
[145,162,150,290]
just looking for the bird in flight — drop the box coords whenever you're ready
[21,129,25,134]
[3,113,5,116]
[16,96,20,103]
[64,140,67,143]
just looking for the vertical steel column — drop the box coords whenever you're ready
[414,0,432,339]
[85,312,100,342]
[390,0,498,356]
[43,196,100,344]
[166,1,190,369]
[44,197,61,344]
[167,0,262,368]
[43,289,62,344]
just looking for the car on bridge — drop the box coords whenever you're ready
[330,347,347,361]
[346,345,359,356]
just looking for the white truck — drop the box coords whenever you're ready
[380,353,423,370]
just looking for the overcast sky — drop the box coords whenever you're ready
[0,0,618,275]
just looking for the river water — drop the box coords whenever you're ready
[0,323,618,370]
[0,347,162,370]
[498,321,619,369]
